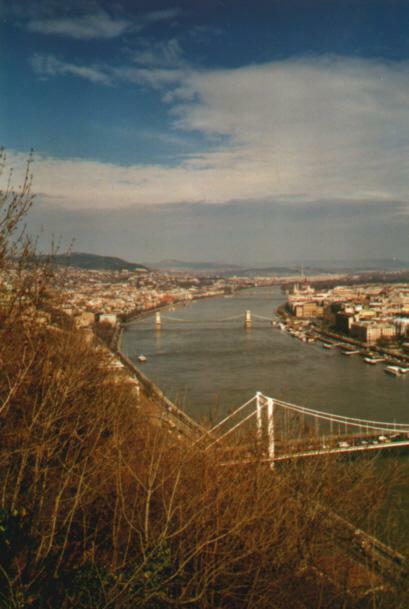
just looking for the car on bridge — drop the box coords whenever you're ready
[390,433,408,442]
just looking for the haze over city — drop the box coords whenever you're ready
[2,0,409,264]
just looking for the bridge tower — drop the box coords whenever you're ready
[244,310,252,328]
[155,311,162,329]
[267,397,275,467]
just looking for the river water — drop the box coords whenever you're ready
[122,287,409,424]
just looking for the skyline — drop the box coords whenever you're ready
[2,0,409,264]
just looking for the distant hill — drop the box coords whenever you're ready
[237,260,409,275]
[50,252,149,272]
[149,260,303,275]
[343,258,409,271]
[236,266,300,276]
[150,259,243,272]
[298,258,409,272]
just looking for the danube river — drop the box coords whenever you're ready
[122,287,408,424]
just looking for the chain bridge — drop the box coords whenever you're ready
[149,309,275,329]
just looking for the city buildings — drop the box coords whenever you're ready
[286,282,409,346]
[52,267,255,326]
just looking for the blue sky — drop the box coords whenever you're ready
[1,0,409,264]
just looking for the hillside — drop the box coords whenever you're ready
[50,252,149,271]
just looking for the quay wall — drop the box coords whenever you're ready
[277,305,409,363]
[314,328,409,363]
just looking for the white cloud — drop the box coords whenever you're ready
[20,55,409,216]
[143,9,182,24]
[30,53,185,88]
[166,56,409,205]
[3,152,211,209]
[131,38,185,68]
[31,54,112,84]
[27,11,131,39]
[26,7,181,39]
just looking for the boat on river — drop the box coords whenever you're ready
[138,354,147,363]
[384,366,402,377]
[341,349,361,356]
[364,356,385,365]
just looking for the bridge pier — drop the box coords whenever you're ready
[244,310,252,328]
[155,311,162,330]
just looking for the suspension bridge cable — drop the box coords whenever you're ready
[205,408,260,450]
[215,314,247,322]
[207,395,258,435]
[161,315,194,323]
[270,400,409,434]
[273,401,408,434]
[268,396,409,429]
[265,394,409,428]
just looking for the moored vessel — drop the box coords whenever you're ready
[384,365,401,377]
[364,356,385,365]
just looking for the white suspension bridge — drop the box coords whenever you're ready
[196,392,409,465]
[195,392,409,580]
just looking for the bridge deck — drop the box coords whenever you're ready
[273,439,409,462]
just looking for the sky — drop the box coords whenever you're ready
[1,0,409,266]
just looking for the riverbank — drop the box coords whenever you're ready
[116,348,205,440]
[276,306,409,365]
[108,300,208,439]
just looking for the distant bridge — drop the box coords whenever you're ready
[199,392,409,465]
[143,310,276,329]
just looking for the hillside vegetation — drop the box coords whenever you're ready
[0,150,408,608]
[40,252,149,272]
